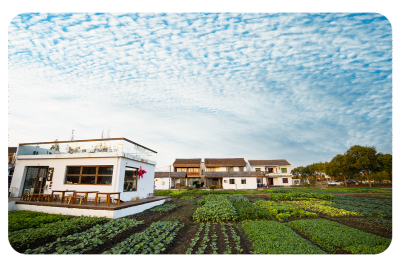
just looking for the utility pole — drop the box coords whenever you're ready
[169,165,171,189]
[70,130,74,141]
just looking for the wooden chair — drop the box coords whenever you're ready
[74,195,85,205]
[52,194,61,202]
[20,194,30,201]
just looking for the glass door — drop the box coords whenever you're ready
[22,167,48,194]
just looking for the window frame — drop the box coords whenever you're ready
[64,165,113,185]
[241,179,246,184]
[124,166,138,192]
[281,168,287,173]
[229,179,235,184]
[282,178,288,184]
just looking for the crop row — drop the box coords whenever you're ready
[9,216,108,249]
[103,221,183,254]
[242,220,325,254]
[254,200,317,221]
[8,210,71,232]
[25,218,143,254]
[185,222,243,254]
[192,195,238,222]
[269,191,336,201]
[285,200,362,217]
[286,219,391,254]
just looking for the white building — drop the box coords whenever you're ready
[9,138,157,202]
[248,160,293,186]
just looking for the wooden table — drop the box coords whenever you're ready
[94,192,121,207]
[74,191,98,205]
[51,190,76,203]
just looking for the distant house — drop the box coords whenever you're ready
[248,160,292,186]
[204,158,254,189]
[8,147,17,190]
[154,172,186,190]
[173,158,203,188]
[9,138,157,201]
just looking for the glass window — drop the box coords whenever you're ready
[255,168,261,172]
[229,179,235,184]
[124,167,137,191]
[241,179,246,184]
[239,167,244,172]
[188,168,199,172]
[81,176,95,184]
[207,168,215,172]
[98,167,113,175]
[82,167,97,175]
[282,168,287,173]
[65,166,112,185]
[282,178,288,183]
[67,167,81,175]
[227,167,234,172]
[257,178,262,184]
[66,176,79,184]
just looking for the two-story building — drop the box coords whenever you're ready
[204,158,250,188]
[248,159,292,186]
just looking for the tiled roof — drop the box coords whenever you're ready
[154,172,186,178]
[248,160,291,166]
[173,158,202,167]
[205,172,228,178]
[204,158,247,167]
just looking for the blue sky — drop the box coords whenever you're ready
[8,13,392,170]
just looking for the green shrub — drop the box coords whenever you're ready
[179,196,196,200]
[150,204,179,212]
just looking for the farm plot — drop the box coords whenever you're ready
[25,218,144,254]
[103,221,183,254]
[330,218,392,239]
[192,195,238,223]
[286,219,391,254]
[254,200,317,221]
[8,210,71,232]
[9,216,108,252]
[242,220,325,254]
[285,199,362,217]
[184,222,248,254]
[327,195,392,218]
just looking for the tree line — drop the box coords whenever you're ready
[292,145,392,187]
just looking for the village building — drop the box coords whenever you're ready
[9,138,157,201]
[248,159,292,186]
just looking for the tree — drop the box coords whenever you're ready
[345,145,378,187]
[299,166,313,186]
[377,153,392,182]
[292,166,302,180]
[326,154,348,187]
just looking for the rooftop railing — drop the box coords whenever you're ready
[16,138,157,164]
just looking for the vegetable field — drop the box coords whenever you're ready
[8,188,392,254]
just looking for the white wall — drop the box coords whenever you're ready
[250,165,291,174]
[272,177,293,186]
[222,177,257,190]
[154,178,170,190]
[10,153,155,202]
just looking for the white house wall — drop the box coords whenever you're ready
[272,177,293,186]
[154,178,170,190]
[222,177,257,190]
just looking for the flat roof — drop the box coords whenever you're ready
[18,138,157,154]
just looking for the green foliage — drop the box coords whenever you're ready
[269,191,336,201]
[254,200,317,219]
[276,213,291,221]
[26,218,143,254]
[232,202,274,221]
[8,211,70,232]
[328,195,392,218]
[285,199,362,217]
[228,195,249,203]
[286,219,391,254]
[242,221,325,254]
[150,204,179,212]
[192,195,238,222]
[103,221,183,254]
[155,189,265,196]
[9,216,108,249]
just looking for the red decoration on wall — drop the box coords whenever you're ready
[137,166,147,180]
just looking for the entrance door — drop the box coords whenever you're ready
[22,167,48,194]
[268,178,273,186]
[212,179,218,185]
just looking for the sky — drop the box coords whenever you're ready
[7,12,392,171]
